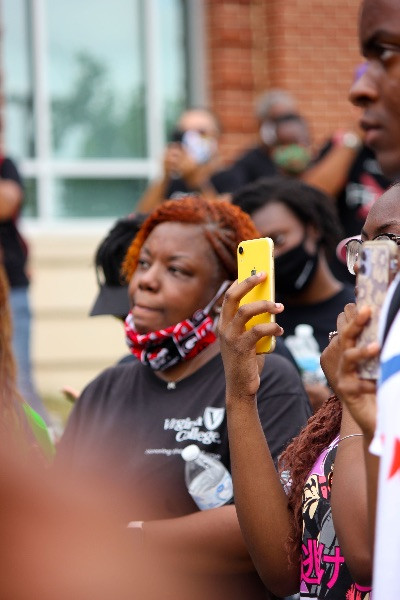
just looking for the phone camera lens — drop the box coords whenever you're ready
[238,246,244,254]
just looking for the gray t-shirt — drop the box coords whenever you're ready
[58,352,311,519]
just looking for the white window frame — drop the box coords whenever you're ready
[19,0,206,234]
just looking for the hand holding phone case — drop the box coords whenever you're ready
[356,239,398,379]
[237,237,275,354]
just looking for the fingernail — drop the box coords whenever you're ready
[256,271,264,278]
[275,302,283,309]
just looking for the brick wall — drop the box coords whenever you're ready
[205,0,362,163]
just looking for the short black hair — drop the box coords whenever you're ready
[232,176,343,256]
[89,213,146,318]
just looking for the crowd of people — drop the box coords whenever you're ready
[2,0,400,598]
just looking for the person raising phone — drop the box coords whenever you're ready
[137,108,223,213]
[218,263,374,596]
[233,176,355,412]
[218,180,400,599]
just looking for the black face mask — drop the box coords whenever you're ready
[274,240,319,297]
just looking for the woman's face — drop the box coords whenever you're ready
[251,201,317,257]
[128,222,222,334]
[361,184,400,241]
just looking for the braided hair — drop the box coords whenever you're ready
[122,195,260,282]
[279,394,342,563]
[232,176,343,257]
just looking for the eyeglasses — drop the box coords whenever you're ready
[345,234,400,275]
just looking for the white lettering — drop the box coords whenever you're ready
[176,427,220,445]
[164,416,203,431]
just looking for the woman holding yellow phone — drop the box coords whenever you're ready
[219,275,372,600]
[233,176,354,411]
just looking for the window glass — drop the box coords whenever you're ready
[22,178,38,218]
[1,0,193,221]
[46,0,146,159]
[53,178,147,218]
[2,0,34,158]
[157,0,187,136]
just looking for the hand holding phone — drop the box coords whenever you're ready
[356,239,399,379]
[237,237,275,354]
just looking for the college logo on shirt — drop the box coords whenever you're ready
[163,407,225,444]
[203,407,225,430]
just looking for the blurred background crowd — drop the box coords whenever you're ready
[0,0,380,424]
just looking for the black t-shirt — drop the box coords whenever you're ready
[210,145,279,194]
[278,285,355,352]
[164,146,278,198]
[315,143,390,238]
[57,352,311,520]
[165,177,192,199]
[328,144,390,285]
[0,157,28,287]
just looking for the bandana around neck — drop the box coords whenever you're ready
[124,281,230,371]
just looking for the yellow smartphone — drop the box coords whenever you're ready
[237,237,275,354]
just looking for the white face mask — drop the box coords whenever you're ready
[182,130,217,164]
[260,121,277,147]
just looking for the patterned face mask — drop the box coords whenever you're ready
[124,281,230,371]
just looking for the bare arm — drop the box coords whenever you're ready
[0,179,23,220]
[330,405,373,585]
[136,177,171,213]
[143,505,253,575]
[321,304,378,583]
[335,305,379,558]
[137,144,219,213]
[302,137,361,198]
[218,274,300,597]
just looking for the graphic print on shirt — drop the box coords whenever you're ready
[345,172,385,223]
[300,437,372,599]
[144,407,225,456]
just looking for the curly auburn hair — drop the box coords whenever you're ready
[278,394,342,562]
[122,195,260,282]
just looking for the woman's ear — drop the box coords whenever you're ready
[305,223,322,252]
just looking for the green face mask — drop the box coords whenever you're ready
[272,144,312,176]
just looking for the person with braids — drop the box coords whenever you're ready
[56,195,311,599]
[218,270,372,598]
[232,176,355,412]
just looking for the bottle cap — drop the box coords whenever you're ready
[295,323,314,337]
[181,444,201,462]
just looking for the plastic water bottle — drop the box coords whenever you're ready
[181,444,233,510]
[285,324,326,384]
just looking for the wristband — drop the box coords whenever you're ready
[333,131,362,150]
